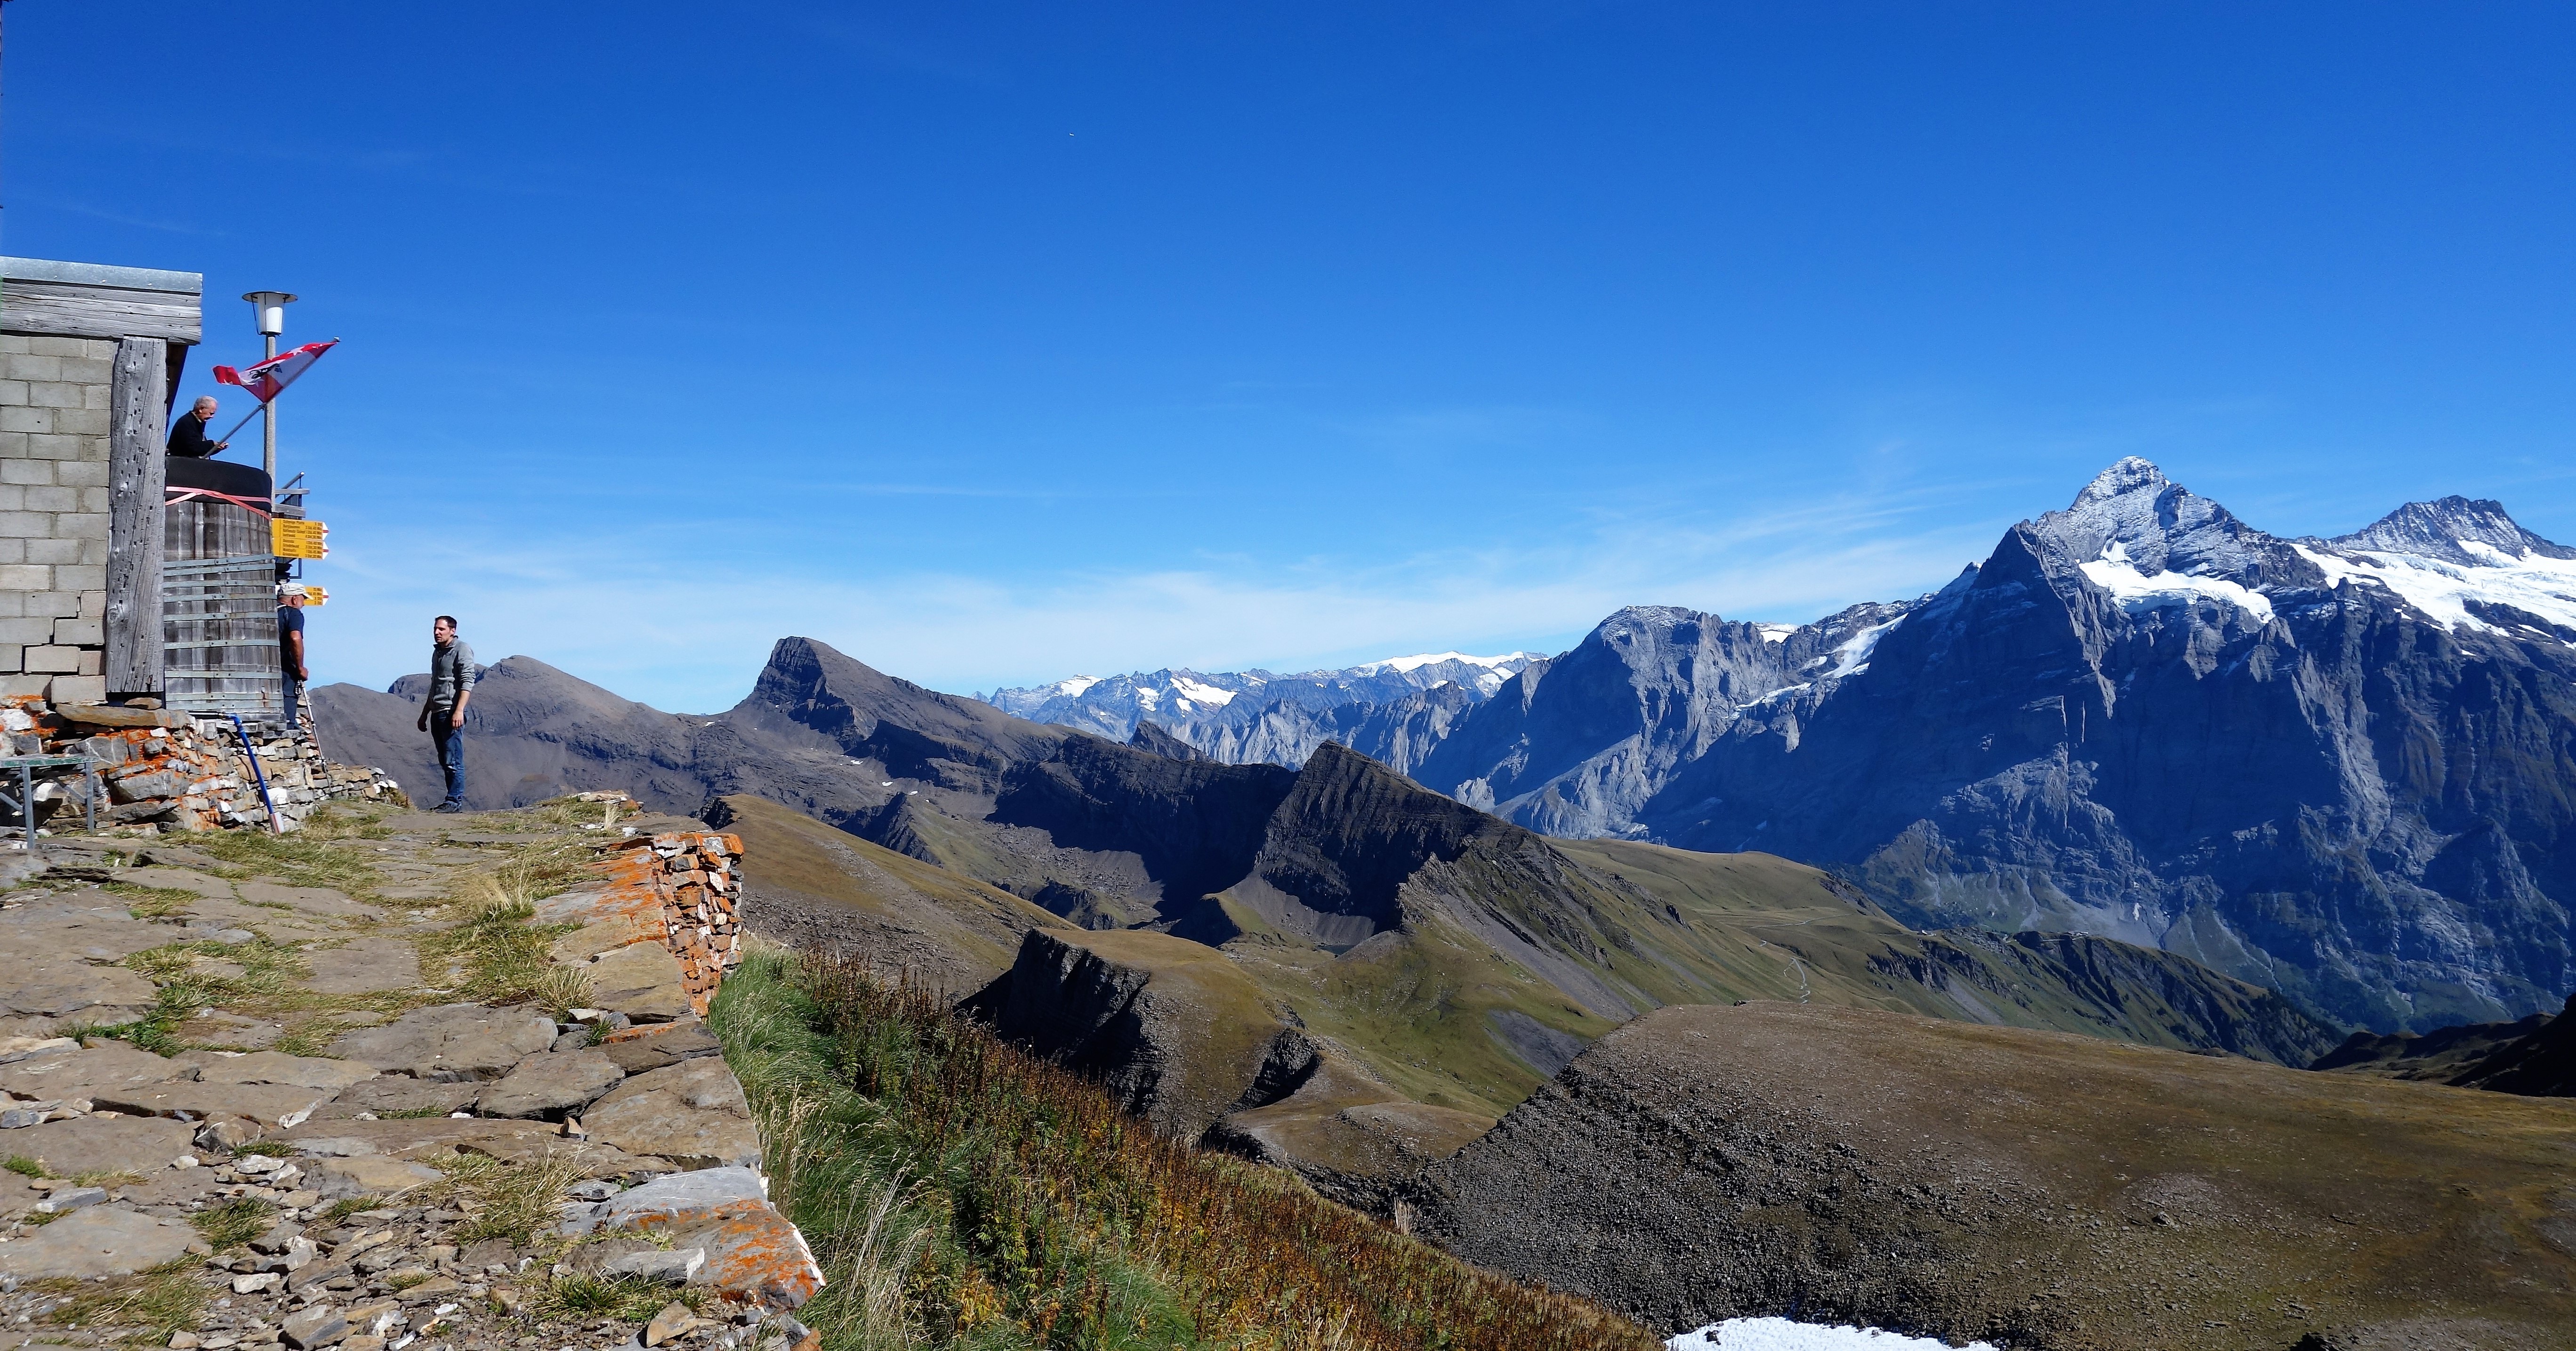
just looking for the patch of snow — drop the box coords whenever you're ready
[2294,541,2576,641]
[1755,624,1798,644]
[1351,651,1534,675]
[1826,618,1901,678]
[1670,1318,1997,1351]
[2079,540,2276,625]
[1053,676,1102,698]
[1748,683,1811,706]
[1171,677,1238,707]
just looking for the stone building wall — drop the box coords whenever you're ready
[0,333,113,704]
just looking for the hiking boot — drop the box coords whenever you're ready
[433,800,465,814]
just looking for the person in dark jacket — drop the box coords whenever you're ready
[277,584,310,736]
[166,396,230,458]
[417,615,476,813]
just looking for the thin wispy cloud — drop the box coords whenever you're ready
[309,475,2009,712]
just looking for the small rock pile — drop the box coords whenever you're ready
[0,696,396,836]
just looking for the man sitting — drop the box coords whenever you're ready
[167,396,230,458]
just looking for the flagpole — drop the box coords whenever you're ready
[212,406,264,446]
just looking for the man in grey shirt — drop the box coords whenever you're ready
[416,615,476,813]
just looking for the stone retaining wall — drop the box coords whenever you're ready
[539,828,746,1021]
[0,695,393,836]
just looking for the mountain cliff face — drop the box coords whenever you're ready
[1390,463,2576,1032]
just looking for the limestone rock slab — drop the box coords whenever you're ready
[166,895,336,941]
[595,1021,722,1076]
[565,1164,764,1236]
[189,1049,378,1091]
[0,959,156,1024]
[0,1043,189,1096]
[0,1205,204,1278]
[474,1050,623,1120]
[281,1114,562,1159]
[116,866,236,900]
[684,1205,823,1310]
[582,1059,759,1170]
[301,1155,444,1201]
[5,1116,194,1177]
[0,901,180,962]
[238,881,383,920]
[325,1004,555,1080]
[548,913,662,964]
[321,1077,480,1118]
[585,941,691,1023]
[300,942,420,995]
[90,1081,333,1128]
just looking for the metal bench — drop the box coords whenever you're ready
[0,755,102,843]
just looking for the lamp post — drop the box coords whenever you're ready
[243,290,298,482]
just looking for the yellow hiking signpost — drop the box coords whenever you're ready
[272,517,329,559]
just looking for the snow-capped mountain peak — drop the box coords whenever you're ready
[2069,455,2173,509]
[2330,496,2576,568]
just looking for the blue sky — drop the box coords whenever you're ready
[7,3,2572,710]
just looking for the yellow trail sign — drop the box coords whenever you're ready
[272,518,329,560]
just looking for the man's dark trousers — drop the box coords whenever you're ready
[430,705,465,806]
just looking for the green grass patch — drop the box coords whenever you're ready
[105,937,314,1054]
[535,1272,701,1323]
[183,804,390,896]
[711,950,1656,1351]
[230,1140,293,1159]
[193,1197,277,1249]
[105,882,205,919]
[6,1154,48,1178]
[316,1196,379,1225]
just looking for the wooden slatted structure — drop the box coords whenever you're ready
[162,459,281,722]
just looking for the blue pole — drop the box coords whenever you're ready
[225,713,284,835]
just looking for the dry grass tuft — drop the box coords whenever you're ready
[436,1151,590,1247]
[40,1259,208,1343]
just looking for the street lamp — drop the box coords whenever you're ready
[243,290,297,481]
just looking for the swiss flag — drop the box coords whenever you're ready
[213,338,338,404]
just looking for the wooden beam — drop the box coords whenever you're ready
[106,337,169,699]
[163,341,189,416]
[2,280,202,345]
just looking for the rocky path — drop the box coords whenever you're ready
[0,797,821,1351]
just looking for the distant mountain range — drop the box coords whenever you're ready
[995,460,2576,1033]
[310,639,2336,1121]
[313,458,2576,1034]
[981,653,1538,763]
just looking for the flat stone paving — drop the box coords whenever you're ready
[0,802,819,1351]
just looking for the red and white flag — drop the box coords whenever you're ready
[213,338,338,404]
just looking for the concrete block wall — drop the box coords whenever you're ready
[0,334,114,705]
